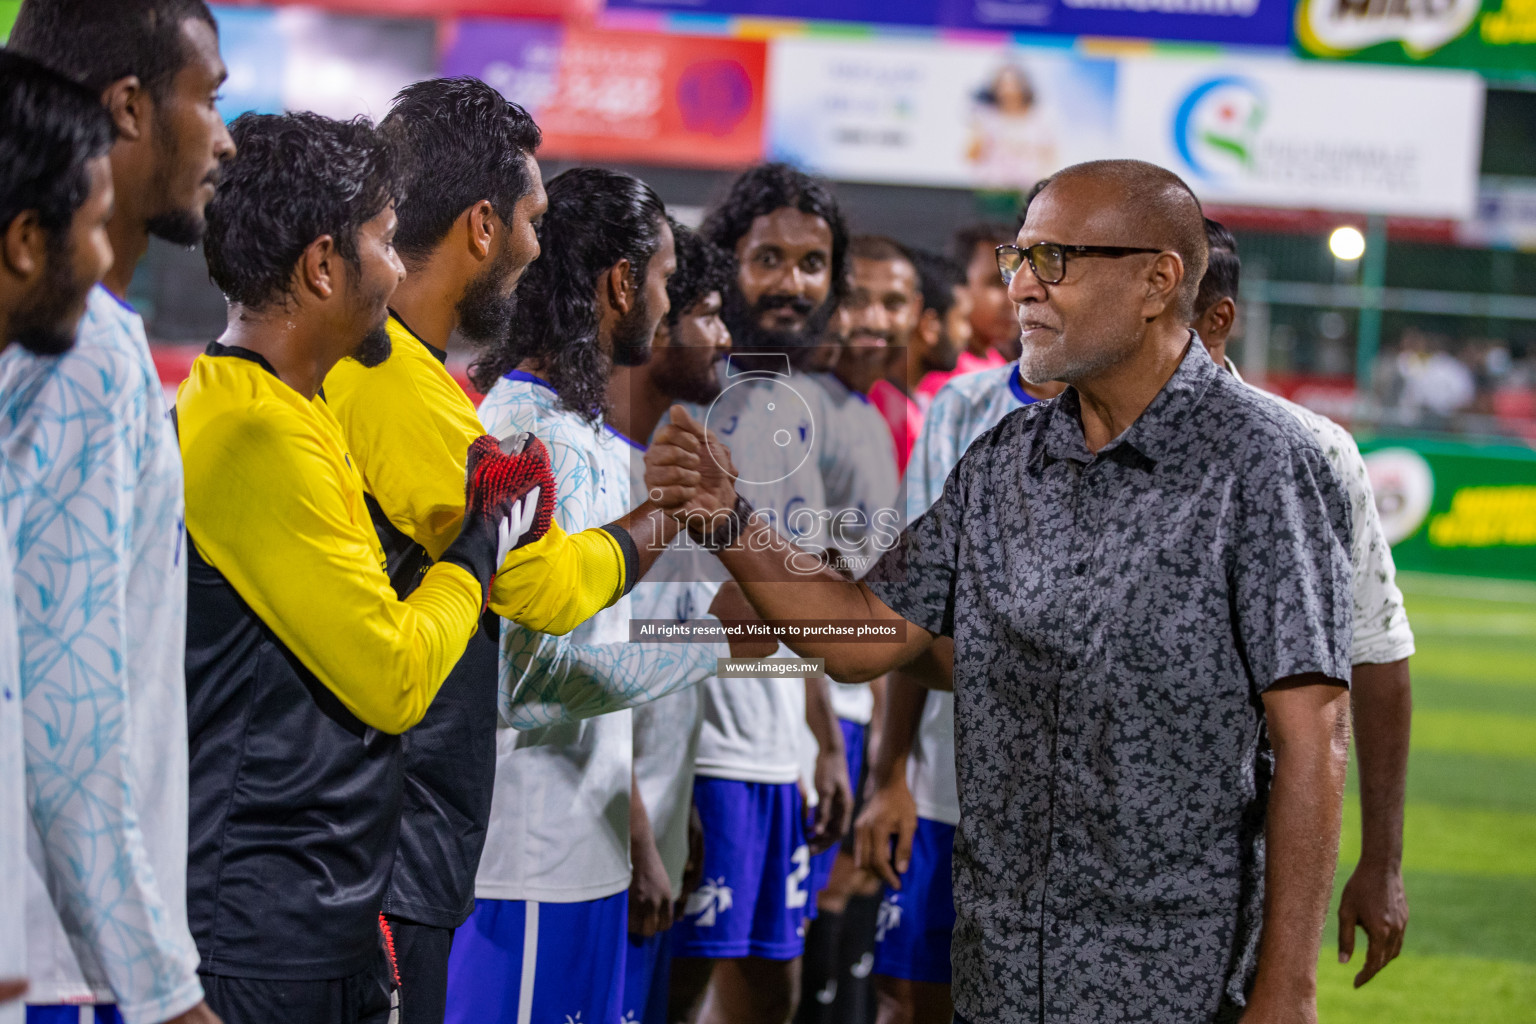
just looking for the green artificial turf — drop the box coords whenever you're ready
[1322,572,1536,1022]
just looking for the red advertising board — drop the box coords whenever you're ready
[443,21,767,169]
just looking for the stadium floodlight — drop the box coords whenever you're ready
[1329,225,1366,261]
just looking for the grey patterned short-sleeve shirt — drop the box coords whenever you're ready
[866,339,1353,1024]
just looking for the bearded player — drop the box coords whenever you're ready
[447,170,740,1023]
[321,77,680,1024]
[668,164,855,1024]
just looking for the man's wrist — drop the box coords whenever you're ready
[690,494,752,551]
[816,741,847,762]
[1354,849,1403,871]
[867,754,910,792]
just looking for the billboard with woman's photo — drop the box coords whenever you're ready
[767,36,1116,191]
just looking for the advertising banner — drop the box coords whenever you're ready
[1362,437,1536,582]
[607,0,1291,47]
[767,37,1117,191]
[1113,55,1484,219]
[1292,0,1536,77]
[443,20,767,168]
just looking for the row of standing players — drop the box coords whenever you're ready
[0,4,1415,1024]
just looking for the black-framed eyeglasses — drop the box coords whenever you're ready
[996,242,1163,286]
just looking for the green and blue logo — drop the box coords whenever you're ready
[1173,75,1267,182]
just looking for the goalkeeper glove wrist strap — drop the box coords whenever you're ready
[438,529,496,597]
[599,523,640,598]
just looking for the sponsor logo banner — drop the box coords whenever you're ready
[1293,0,1536,75]
[443,20,766,168]
[1114,55,1484,218]
[1362,437,1536,581]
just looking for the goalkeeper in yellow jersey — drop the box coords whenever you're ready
[179,112,556,1024]
[320,78,690,1021]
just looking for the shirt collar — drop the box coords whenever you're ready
[1036,332,1215,472]
[503,368,555,391]
[1008,364,1038,407]
[95,283,137,316]
[205,339,279,377]
[388,310,447,365]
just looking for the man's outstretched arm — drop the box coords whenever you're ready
[644,407,936,682]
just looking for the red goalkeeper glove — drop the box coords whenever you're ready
[439,432,556,604]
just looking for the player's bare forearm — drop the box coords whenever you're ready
[869,671,929,790]
[865,674,887,786]
[1351,659,1410,867]
[804,675,846,761]
[1244,676,1350,1022]
[629,772,673,937]
[1337,658,1411,986]
[806,676,853,851]
[611,499,681,582]
[855,668,931,886]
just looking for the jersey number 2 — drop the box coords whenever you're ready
[786,844,811,909]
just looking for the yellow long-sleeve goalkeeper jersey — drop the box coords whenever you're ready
[178,342,480,735]
[323,314,632,635]
[320,313,640,929]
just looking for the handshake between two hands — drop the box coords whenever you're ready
[640,405,743,533]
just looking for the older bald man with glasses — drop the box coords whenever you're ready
[644,158,1355,1024]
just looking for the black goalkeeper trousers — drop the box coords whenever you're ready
[386,915,456,1024]
[201,951,394,1024]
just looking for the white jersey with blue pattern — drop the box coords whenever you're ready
[1,530,24,1024]
[475,373,723,902]
[904,362,1037,825]
[628,442,726,896]
[0,287,202,1023]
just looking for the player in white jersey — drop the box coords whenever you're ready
[3,6,234,1022]
[444,170,724,1024]
[669,164,854,1024]
[1191,218,1415,987]
[0,531,25,1024]
[608,221,782,1024]
[0,54,119,1020]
